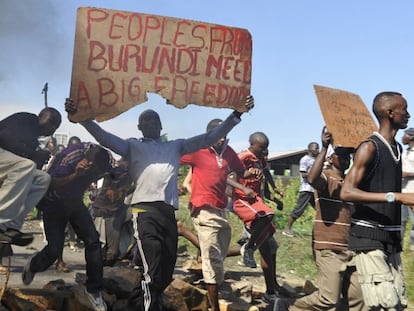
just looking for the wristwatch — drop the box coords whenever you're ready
[385,192,396,203]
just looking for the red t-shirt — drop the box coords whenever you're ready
[181,145,245,210]
[233,148,266,200]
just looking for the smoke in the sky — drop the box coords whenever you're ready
[0,0,73,101]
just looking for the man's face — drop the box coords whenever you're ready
[308,144,320,157]
[40,119,60,137]
[392,96,410,130]
[212,136,226,153]
[250,141,269,158]
[402,133,412,145]
[330,153,351,172]
[79,158,107,179]
[137,111,162,139]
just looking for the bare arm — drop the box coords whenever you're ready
[263,167,276,188]
[263,167,284,197]
[227,175,255,197]
[181,96,254,155]
[182,169,192,194]
[340,141,382,202]
[339,141,414,205]
[308,127,331,191]
[402,171,414,178]
[307,146,328,192]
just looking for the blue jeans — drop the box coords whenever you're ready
[30,197,103,293]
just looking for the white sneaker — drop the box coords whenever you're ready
[282,229,294,238]
[84,288,107,311]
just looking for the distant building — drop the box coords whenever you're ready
[267,149,308,177]
[54,132,69,146]
[38,132,70,150]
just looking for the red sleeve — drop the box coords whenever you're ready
[239,151,253,169]
[180,152,196,165]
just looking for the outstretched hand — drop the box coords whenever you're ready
[244,95,254,111]
[233,95,254,118]
[65,98,77,115]
[321,126,333,148]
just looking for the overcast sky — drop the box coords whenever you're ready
[1,0,414,154]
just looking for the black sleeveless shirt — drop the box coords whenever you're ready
[349,134,402,253]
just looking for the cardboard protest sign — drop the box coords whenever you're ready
[313,85,378,148]
[69,7,252,122]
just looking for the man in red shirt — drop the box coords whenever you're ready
[180,119,253,311]
[232,132,286,303]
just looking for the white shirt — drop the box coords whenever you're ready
[299,154,315,192]
[402,147,414,193]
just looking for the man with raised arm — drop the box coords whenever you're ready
[65,95,254,311]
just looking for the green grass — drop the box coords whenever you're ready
[176,177,413,304]
[402,225,414,302]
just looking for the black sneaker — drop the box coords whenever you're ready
[273,297,283,311]
[22,257,35,285]
[275,285,291,297]
[103,259,116,267]
[274,297,293,311]
[237,236,248,246]
[262,292,278,304]
[0,229,33,246]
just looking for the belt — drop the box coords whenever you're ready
[352,219,401,232]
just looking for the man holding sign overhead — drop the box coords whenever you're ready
[67,8,254,309]
[65,95,254,311]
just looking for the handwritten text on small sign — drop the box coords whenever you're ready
[314,85,378,148]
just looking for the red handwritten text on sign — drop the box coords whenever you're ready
[314,85,378,148]
[69,7,252,122]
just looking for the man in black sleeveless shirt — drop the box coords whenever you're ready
[341,92,413,310]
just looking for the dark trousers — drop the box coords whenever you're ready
[290,191,315,220]
[128,202,178,311]
[104,204,131,261]
[30,198,103,293]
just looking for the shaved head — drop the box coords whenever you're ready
[372,91,402,120]
[138,109,161,125]
[249,132,269,145]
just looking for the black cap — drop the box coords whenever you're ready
[334,147,355,157]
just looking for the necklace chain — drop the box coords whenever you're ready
[373,132,401,163]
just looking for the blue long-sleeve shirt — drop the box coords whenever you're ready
[80,113,240,209]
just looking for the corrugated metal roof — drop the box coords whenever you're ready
[267,149,307,161]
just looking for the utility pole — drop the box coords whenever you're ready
[41,83,48,107]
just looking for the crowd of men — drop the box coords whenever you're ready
[0,91,412,311]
